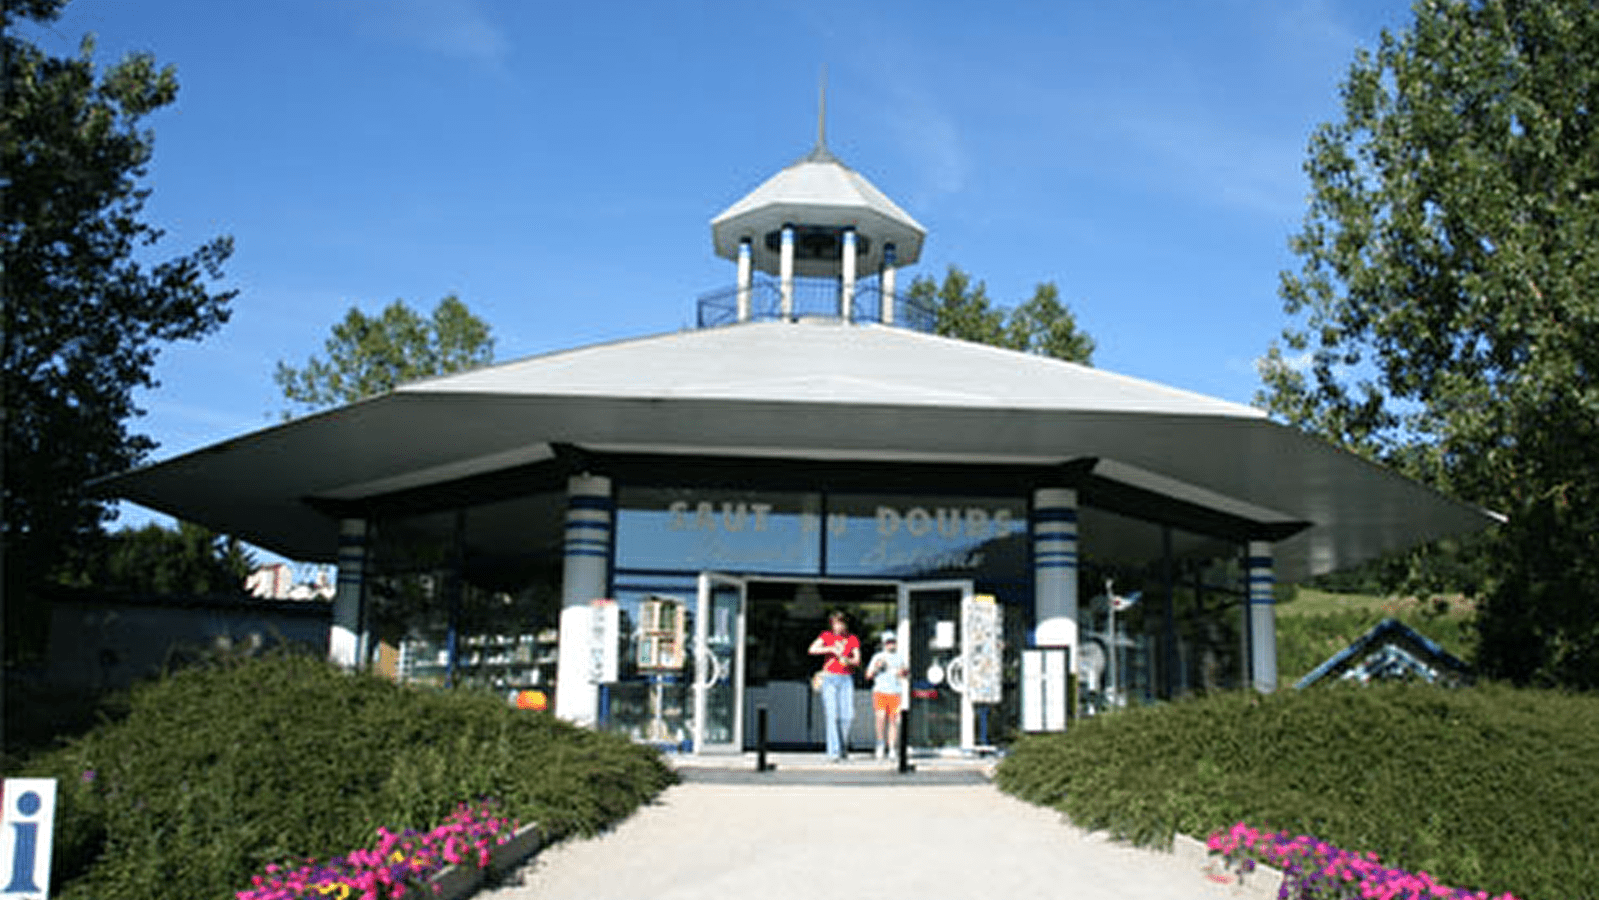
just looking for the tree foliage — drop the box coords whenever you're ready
[1258,0,1599,687]
[274,295,494,414]
[58,521,253,597]
[2,0,236,618]
[908,265,1096,364]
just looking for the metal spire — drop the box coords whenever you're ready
[803,66,840,164]
[816,65,827,150]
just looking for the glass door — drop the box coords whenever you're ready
[899,580,975,753]
[694,573,747,753]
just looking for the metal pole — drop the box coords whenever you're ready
[1162,525,1176,699]
[1105,578,1117,708]
[756,705,774,772]
[897,708,912,774]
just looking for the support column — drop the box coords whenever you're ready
[330,518,367,670]
[555,474,613,725]
[880,243,897,325]
[779,224,795,319]
[736,237,753,322]
[840,227,857,322]
[1031,488,1079,650]
[1247,541,1278,693]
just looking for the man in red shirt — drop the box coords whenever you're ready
[808,610,861,761]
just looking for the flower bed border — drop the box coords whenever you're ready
[403,822,543,900]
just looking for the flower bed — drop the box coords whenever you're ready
[1206,823,1519,900]
[239,800,526,900]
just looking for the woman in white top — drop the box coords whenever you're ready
[865,630,909,761]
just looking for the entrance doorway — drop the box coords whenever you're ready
[692,575,975,754]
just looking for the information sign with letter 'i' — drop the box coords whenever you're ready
[1,778,57,900]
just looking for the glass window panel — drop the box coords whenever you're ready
[824,493,1028,579]
[615,487,822,575]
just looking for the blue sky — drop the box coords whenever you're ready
[23,0,1414,536]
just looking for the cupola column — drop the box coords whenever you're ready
[881,242,898,325]
[779,224,796,319]
[736,237,753,322]
[840,227,857,322]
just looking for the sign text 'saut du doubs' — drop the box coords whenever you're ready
[666,500,1015,539]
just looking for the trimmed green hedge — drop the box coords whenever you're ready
[16,654,674,900]
[996,683,1599,900]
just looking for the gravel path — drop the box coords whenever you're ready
[484,779,1238,900]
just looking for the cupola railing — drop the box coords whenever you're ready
[696,275,936,332]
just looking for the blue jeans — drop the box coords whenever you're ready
[820,673,854,759]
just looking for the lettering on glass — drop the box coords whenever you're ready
[655,496,1021,574]
[667,501,774,533]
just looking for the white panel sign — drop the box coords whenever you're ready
[1020,650,1069,733]
[962,594,1003,704]
[589,598,620,684]
[1,778,57,900]
[1044,649,1068,731]
[1021,651,1044,731]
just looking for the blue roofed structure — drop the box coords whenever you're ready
[1294,618,1473,688]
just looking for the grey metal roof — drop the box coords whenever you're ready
[103,321,1497,577]
[710,145,927,277]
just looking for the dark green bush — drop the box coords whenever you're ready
[19,654,674,900]
[996,682,1599,900]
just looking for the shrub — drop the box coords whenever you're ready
[995,682,1599,900]
[17,653,674,900]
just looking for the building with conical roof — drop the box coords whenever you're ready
[104,114,1495,755]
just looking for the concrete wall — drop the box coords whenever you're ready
[46,596,330,690]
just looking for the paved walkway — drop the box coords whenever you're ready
[484,757,1241,900]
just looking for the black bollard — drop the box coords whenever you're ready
[756,706,775,772]
[897,708,912,774]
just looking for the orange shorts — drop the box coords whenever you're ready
[872,691,902,716]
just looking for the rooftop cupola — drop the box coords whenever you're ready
[708,88,927,325]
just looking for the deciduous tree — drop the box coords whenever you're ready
[274,295,494,414]
[909,265,1095,364]
[59,521,253,597]
[2,0,236,651]
[1258,0,1599,686]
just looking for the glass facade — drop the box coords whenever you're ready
[362,468,1260,751]
[614,487,822,574]
[605,486,1033,750]
[1077,507,1247,711]
[824,494,1028,579]
[368,492,564,701]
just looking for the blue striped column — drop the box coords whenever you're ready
[555,474,613,725]
[1032,488,1080,649]
[329,518,367,669]
[1248,541,1278,692]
